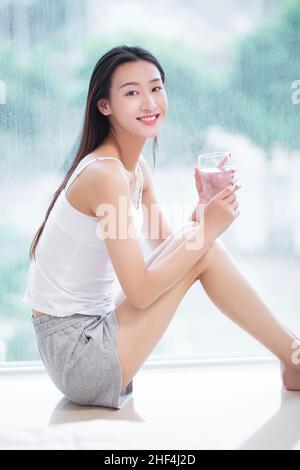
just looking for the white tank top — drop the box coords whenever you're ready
[22,155,144,317]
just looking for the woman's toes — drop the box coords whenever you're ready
[281,362,300,391]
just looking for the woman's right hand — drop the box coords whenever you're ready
[203,183,241,240]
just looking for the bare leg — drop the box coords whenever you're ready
[115,232,299,393]
[114,224,213,390]
[114,225,193,306]
[198,240,299,368]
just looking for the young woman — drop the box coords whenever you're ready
[23,45,300,410]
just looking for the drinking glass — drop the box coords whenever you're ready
[197,152,236,202]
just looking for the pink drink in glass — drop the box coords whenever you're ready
[197,152,235,202]
[200,167,233,200]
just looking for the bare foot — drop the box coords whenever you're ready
[281,363,300,391]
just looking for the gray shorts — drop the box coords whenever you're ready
[31,310,133,409]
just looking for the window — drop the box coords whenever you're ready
[1,0,299,362]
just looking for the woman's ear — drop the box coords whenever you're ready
[97,99,111,116]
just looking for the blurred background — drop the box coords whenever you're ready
[0,0,299,362]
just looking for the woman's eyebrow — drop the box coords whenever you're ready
[119,78,161,89]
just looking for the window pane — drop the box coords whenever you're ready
[1,0,299,363]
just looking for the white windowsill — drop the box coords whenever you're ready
[0,355,277,375]
[1,355,300,450]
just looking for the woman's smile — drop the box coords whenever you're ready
[136,114,161,125]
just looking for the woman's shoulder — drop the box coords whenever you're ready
[81,152,125,177]
[64,153,125,218]
[138,154,152,192]
[82,149,149,192]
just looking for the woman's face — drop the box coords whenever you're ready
[98,60,168,138]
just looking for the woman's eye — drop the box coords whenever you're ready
[126,86,163,96]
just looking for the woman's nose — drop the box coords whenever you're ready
[141,93,157,108]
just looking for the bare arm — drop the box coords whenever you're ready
[139,155,173,250]
[139,155,204,244]
[87,161,215,310]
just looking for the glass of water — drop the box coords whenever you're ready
[197,152,237,202]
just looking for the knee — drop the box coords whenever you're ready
[204,238,227,263]
[195,238,228,277]
[210,238,227,253]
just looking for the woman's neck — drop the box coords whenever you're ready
[94,144,141,177]
[99,133,145,173]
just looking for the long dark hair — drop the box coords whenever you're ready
[29,44,165,261]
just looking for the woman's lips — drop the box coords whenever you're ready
[137,114,160,125]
